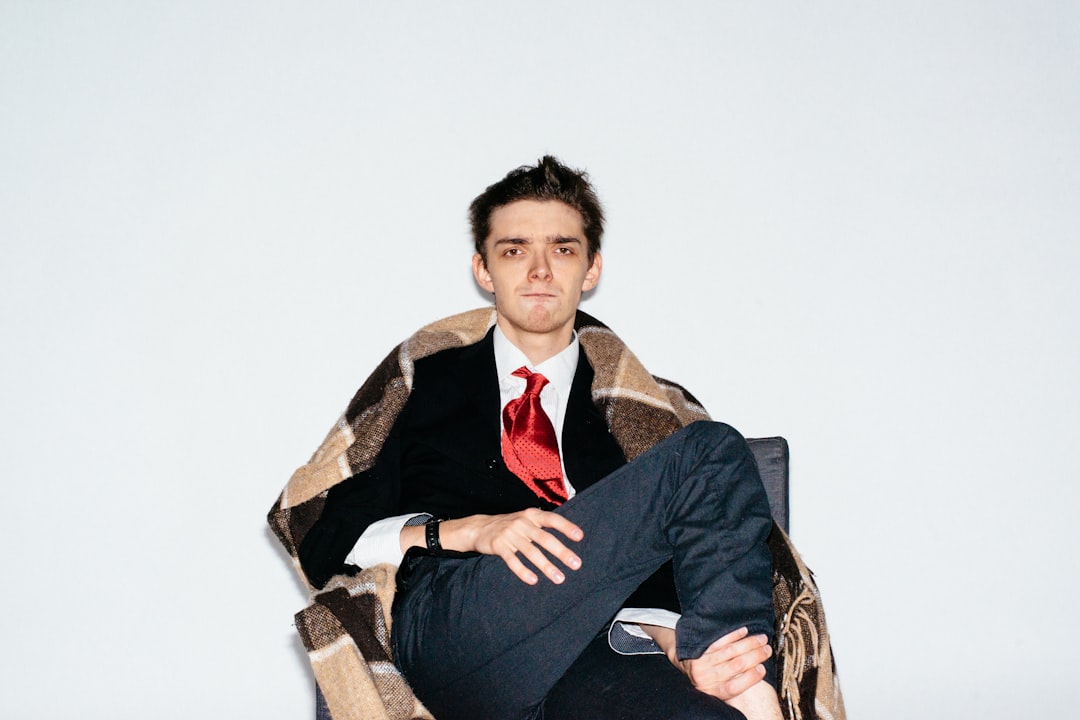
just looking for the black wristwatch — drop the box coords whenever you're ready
[424,517,443,553]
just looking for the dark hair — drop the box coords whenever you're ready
[469,155,605,264]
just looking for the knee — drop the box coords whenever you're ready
[677,421,760,491]
[681,421,749,458]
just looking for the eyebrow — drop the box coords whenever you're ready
[492,236,583,247]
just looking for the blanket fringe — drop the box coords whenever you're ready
[779,584,819,720]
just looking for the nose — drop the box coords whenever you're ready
[529,254,552,281]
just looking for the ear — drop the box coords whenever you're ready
[581,252,603,292]
[472,253,495,293]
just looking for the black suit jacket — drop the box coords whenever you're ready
[299,329,679,612]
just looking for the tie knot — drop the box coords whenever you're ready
[511,366,549,395]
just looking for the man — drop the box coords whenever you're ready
[277,157,839,720]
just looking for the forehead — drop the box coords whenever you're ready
[486,200,585,242]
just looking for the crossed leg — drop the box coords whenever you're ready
[392,421,777,720]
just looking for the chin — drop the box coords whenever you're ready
[502,308,569,336]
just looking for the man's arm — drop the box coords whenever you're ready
[400,508,584,585]
[297,433,403,588]
[299,436,583,587]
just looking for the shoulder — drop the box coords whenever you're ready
[408,328,496,407]
[413,327,493,374]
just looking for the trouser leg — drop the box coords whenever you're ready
[393,421,775,720]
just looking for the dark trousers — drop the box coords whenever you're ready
[391,421,775,720]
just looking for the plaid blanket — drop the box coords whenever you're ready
[268,307,845,720]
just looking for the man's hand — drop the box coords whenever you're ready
[640,625,772,701]
[679,628,772,700]
[403,509,584,585]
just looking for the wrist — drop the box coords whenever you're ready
[399,523,426,554]
[437,515,483,553]
[639,624,680,665]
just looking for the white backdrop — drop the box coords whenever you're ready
[2,2,1077,718]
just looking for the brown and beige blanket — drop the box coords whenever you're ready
[268,307,845,720]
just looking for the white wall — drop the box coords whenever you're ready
[2,2,1077,718]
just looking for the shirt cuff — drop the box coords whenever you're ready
[345,513,429,568]
[607,607,681,656]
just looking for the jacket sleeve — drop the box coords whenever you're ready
[297,429,403,589]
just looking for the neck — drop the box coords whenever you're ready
[497,318,574,366]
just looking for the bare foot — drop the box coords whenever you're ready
[725,679,783,720]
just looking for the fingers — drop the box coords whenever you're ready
[500,550,541,585]
[683,629,773,701]
[528,513,583,571]
[721,662,767,699]
[537,511,584,542]
[512,510,582,584]
[703,628,771,664]
[704,626,750,654]
[684,655,767,701]
[512,540,568,584]
[478,509,583,585]
[719,636,771,677]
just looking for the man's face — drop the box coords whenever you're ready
[472,199,602,352]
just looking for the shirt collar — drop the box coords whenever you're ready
[493,325,579,394]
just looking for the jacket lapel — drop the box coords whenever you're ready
[452,329,502,457]
[562,351,627,490]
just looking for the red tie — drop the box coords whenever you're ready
[501,367,568,505]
